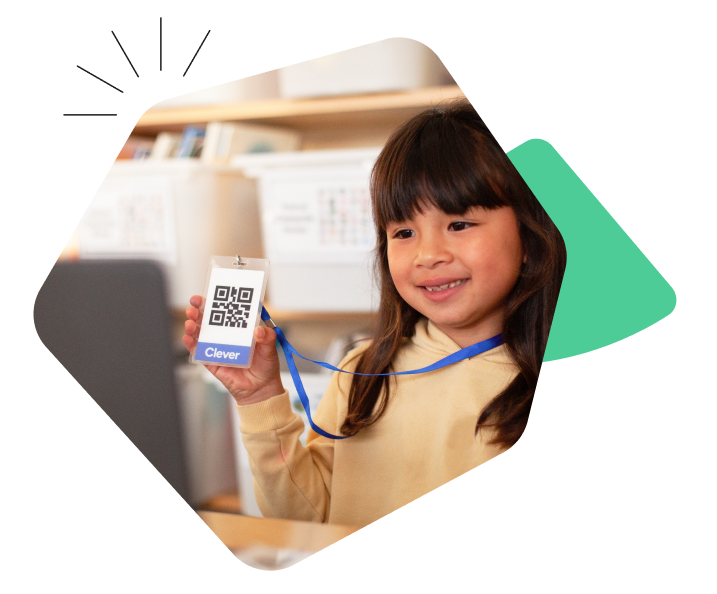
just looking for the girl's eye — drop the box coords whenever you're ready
[392,229,414,239]
[449,221,473,231]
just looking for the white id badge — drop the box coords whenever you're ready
[189,256,269,369]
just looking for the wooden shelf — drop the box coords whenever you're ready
[137,85,463,128]
[134,85,465,149]
[130,84,717,134]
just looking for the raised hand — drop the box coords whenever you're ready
[183,295,284,405]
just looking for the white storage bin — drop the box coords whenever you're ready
[76,160,262,308]
[278,38,453,99]
[232,148,382,312]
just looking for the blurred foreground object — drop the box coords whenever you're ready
[0,122,191,522]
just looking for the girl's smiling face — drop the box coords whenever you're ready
[386,204,525,348]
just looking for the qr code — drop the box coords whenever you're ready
[208,285,254,328]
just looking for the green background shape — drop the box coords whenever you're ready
[508,138,717,390]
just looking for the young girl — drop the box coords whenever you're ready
[183,100,566,528]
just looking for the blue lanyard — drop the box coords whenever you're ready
[261,306,504,440]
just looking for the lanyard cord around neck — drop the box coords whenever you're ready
[261,306,504,440]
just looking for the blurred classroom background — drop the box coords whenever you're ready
[39,37,465,566]
[46,38,459,516]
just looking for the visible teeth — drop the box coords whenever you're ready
[425,279,466,292]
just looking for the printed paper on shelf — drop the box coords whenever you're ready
[77,175,177,263]
[266,178,375,261]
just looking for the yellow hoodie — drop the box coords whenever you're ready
[236,317,519,527]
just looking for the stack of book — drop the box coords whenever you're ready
[149,131,184,159]
[200,122,300,164]
[118,122,301,162]
[175,126,205,158]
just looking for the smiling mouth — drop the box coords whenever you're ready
[422,279,468,292]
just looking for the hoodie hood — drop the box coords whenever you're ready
[412,317,514,367]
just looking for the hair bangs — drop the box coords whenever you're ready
[371,113,510,230]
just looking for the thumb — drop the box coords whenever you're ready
[250,326,281,380]
[252,326,280,362]
[253,325,277,345]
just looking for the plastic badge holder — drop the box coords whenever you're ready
[189,255,270,368]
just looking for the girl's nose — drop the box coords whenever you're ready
[415,235,452,267]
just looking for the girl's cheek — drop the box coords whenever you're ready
[386,257,402,286]
[386,245,406,272]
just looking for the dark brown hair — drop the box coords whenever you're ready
[340,99,566,449]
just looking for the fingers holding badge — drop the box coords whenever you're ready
[183,295,205,351]
[182,256,281,404]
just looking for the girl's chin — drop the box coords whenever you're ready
[423,313,471,331]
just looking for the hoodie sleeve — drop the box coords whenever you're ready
[235,348,361,523]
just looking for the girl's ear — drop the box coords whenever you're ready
[523,251,528,264]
